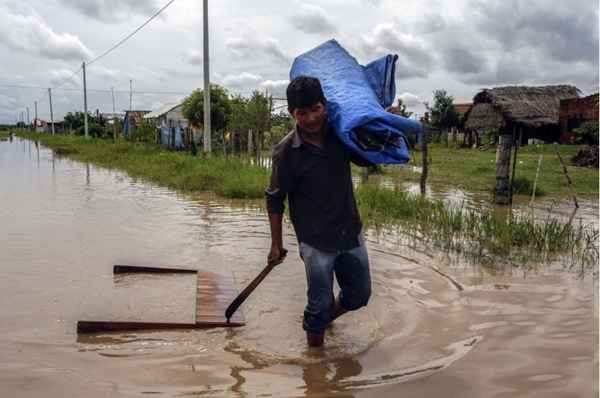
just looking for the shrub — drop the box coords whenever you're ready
[571,121,599,145]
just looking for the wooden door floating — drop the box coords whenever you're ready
[77,265,245,333]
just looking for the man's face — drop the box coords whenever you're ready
[290,102,327,134]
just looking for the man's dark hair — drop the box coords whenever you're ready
[286,76,326,112]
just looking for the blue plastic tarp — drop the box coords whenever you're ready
[290,39,422,164]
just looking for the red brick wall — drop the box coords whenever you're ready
[559,94,599,142]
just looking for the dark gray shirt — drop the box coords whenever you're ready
[265,123,371,252]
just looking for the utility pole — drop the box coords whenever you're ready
[82,62,89,139]
[202,0,211,153]
[26,106,30,130]
[34,101,38,131]
[48,88,55,135]
[111,87,117,142]
[129,79,133,110]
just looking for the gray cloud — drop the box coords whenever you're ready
[260,79,288,97]
[361,23,434,79]
[184,50,203,66]
[417,13,447,34]
[59,0,161,22]
[0,12,93,61]
[222,72,262,89]
[397,92,421,107]
[226,37,290,64]
[443,47,486,74]
[291,4,337,35]
[49,68,81,88]
[470,0,598,65]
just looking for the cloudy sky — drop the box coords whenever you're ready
[0,0,597,124]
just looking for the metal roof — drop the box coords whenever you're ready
[143,103,182,119]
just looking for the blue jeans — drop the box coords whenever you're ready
[299,237,372,333]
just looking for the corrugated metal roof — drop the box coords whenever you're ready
[144,103,182,119]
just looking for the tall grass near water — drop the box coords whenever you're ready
[356,184,598,269]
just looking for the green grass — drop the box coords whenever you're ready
[389,143,598,198]
[17,132,269,199]
[0,130,9,140]
[356,183,598,268]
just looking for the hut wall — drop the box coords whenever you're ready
[559,94,599,142]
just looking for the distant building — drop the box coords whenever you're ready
[559,93,599,142]
[143,103,190,149]
[122,110,150,138]
[464,85,580,144]
[34,119,65,134]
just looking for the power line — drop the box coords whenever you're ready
[87,0,177,66]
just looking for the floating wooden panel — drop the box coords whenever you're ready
[77,266,245,334]
[197,271,245,325]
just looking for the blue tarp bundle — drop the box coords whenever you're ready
[290,39,422,164]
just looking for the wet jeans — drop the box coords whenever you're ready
[299,237,371,333]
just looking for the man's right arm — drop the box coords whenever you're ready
[265,147,291,265]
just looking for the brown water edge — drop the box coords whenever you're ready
[0,138,597,397]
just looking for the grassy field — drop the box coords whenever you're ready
[0,131,9,140]
[386,143,598,198]
[15,132,598,267]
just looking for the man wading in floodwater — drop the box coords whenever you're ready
[266,76,372,347]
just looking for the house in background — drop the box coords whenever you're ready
[122,110,150,138]
[559,93,599,142]
[143,103,190,149]
[464,85,580,144]
[34,119,65,134]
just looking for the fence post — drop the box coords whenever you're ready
[420,127,429,196]
[494,134,512,204]
[555,143,579,209]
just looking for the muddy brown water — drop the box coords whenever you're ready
[1,138,598,397]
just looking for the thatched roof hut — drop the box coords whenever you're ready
[465,85,580,143]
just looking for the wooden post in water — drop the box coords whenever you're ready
[509,126,522,204]
[554,143,579,209]
[48,88,55,136]
[420,126,429,196]
[494,134,512,204]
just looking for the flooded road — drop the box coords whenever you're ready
[1,138,598,397]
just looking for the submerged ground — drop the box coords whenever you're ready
[0,136,597,397]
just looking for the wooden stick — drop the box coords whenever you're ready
[554,144,579,209]
[529,154,543,207]
[225,249,287,321]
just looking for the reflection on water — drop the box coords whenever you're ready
[0,137,597,398]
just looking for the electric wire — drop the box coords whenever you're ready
[86,0,177,66]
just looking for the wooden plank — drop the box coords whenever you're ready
[77,267,245,334]
[77,320,243,333]
[196,271,245,326]
[113,265,197,274]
